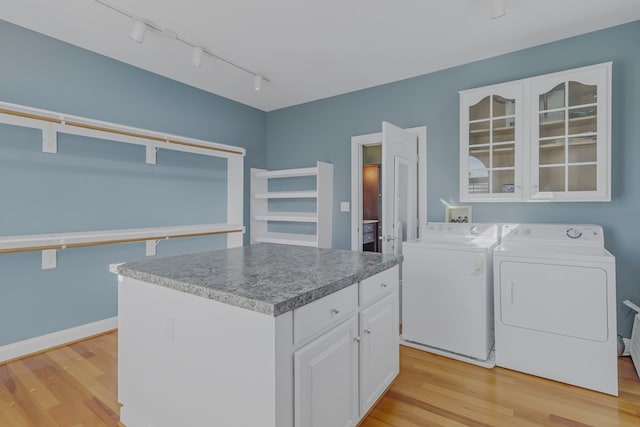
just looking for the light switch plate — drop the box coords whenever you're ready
[340,202,350,212]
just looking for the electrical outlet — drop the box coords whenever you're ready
[340,202,350,212]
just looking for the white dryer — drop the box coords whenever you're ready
[494,224,617,395]
[401,223,500,367]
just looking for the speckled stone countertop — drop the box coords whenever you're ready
[116,243,400,316]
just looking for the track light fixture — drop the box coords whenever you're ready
[129,19,147,43]
[254,75,263,91]
[192,46,203,67]
[94,0,269,91]
[490,0,506,19]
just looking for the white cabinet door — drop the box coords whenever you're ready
[459,62,611,203]
[294,317,359,427]
[359,292,399,416]
[460,82,524,202]
[529,64,611,201]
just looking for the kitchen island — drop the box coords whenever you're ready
[116,243,401,427]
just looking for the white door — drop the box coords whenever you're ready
[294,317,359,427]
[359,293,399,416]
[381,122,418,254]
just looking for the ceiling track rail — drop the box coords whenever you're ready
[0,100,245,163]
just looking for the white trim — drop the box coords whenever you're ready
[0,316,117,363]
[350,126,427,251]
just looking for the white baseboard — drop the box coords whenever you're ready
[0,316,117,364]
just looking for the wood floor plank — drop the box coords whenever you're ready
[2,331,640,426]
[6,359,61,410]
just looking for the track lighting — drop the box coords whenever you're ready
[129,19,147,43]
[254,75,263,91]
[94,0,269,91]
[490,0,506,19]
[192,46,203,67]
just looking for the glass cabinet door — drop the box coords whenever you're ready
[530,64,610,201]
[460,84,523,202]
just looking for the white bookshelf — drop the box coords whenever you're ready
[250,161,333,248]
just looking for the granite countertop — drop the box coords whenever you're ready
[116,243,400,316]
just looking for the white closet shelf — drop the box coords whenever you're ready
[0,223,244,269]
[254,191,318,199]
[0,101,245,162]
[0,223,243,253]
[253,212,318,222]
[253,233,317,247]
[253,167,318,179]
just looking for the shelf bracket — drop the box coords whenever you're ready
[41,249,57,270]
[145,240,159,256]
[42,123,57,153]
[145,143,157,165]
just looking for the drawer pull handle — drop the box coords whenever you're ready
[381,283,388,288]
[330,308,340,315]
[364,329,372,334]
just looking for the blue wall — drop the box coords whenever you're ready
[0,20,266,346]
[266,21,640,336]
[2,18,639,345]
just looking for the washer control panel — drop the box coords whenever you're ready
[424,222,497,239]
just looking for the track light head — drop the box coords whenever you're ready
[490,0,506,19]
[129,19,147,43]
[254,75,263,91]
[192,47,203,67]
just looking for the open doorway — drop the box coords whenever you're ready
[362,145,382,252]
[350,125,427,252]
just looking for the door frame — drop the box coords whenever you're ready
[350,126,427,251]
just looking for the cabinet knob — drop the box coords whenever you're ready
[364,329,372,334]
[380,282,388,288]
[354,336,361,343]
[330,308,340,315]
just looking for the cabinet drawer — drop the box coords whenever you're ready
[363,222,377,233]
[359,266,399,307]
[294,284,357,345]
[363,232,376,244]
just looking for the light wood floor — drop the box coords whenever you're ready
[1,332,639,426]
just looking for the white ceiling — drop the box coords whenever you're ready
[2,0,640,111]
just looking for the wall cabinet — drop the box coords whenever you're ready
[460,62,611,202]
[251,161,333,248]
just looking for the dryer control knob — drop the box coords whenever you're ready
[470,225,480,235]
[566,228,583,239]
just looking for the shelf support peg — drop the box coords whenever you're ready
[42,123,57,153]
[145,240,159,256]
[41,249,57,270]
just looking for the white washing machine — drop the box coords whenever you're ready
[401,222,500,367]
[494,224,617,395]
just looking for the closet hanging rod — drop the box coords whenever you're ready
[0,103,245,157]
[0,225,244,255]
